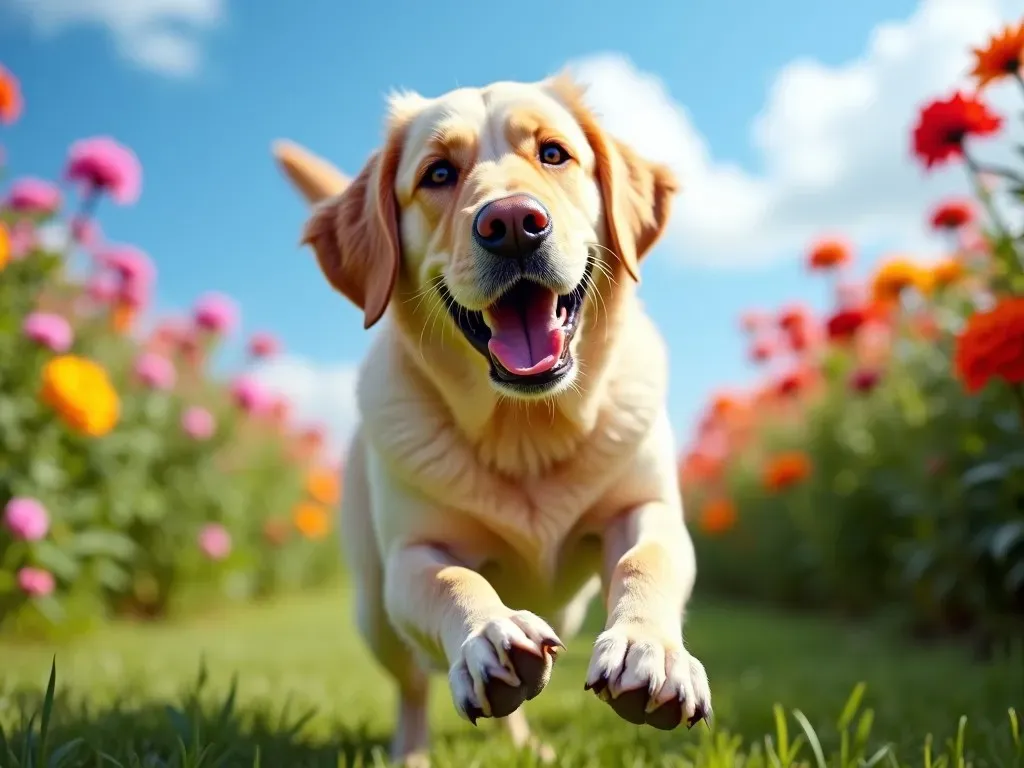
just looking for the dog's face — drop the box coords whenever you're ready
[301,75,677,401]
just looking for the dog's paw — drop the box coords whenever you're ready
[584,623,711,730]
[448,610,564,722]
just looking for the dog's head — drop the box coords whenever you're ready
[283,75,676,401]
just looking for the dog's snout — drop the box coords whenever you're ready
[472,194,552,259]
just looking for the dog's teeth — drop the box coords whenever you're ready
[557,306,568,326]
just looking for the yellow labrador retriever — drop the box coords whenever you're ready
[272,73,711,765]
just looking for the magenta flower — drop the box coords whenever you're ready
[65,136,142,205]
[181,406,216,440]
[3,497,50,541]
[229,375,271,415]
[5,177,62,215]
[193,292,239,335]
[247,332,280,359]
[134,352,177,391]
[198,524,232,561]
[22,312,73,353]
[17,567,56,597]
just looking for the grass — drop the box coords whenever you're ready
[0,586,1020,767]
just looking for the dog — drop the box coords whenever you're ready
[272,73,711,766]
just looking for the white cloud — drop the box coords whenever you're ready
[571,0,1024,268]
[250,356,361,460]
[0,0,224,77]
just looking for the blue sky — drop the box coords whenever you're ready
[0,0,1005,446]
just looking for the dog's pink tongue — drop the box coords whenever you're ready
[486,286,566,376]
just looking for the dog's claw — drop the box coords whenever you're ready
[465,704,484,726]
[687,703,710,729]
[584,674,609,695]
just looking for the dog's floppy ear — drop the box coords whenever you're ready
[272,140,351,204]
[300,130,404,329]
[548,73,678,282]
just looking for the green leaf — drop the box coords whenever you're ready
[960,461,1008,488]
[69,529,138,561]
[990,521,1024,562]
[32,541,81,580]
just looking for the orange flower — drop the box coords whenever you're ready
[954,297,1024,393]
[762,451,812,492]
[110,302,136,334]
[807,237,852,270]
[0,65,22,125]
[698,497,737,535]
[292,502,332,540]
[0,222,10,271]
[871,258,928,305]
[928,258,964,290]
[40,355,120,437]
[305,466,341,506]
[971,22,1024,89]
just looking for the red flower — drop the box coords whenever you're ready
[777,304,812,333]
[929,199,974,230]
[849,368,881,394]
[912,92,1002,169]
[825,307,868,343]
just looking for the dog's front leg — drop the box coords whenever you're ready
[585,502,712,730]
[384,544,565,724]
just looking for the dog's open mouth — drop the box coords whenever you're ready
[439,263,592,390]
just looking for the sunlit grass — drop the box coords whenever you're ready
[0,587,1021,766]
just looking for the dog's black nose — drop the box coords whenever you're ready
[473,194,552,260]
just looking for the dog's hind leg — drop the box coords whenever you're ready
[341,430,431,767]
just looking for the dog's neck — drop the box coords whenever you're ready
[383,278,640,479]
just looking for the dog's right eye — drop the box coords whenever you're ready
[420,160,458,189]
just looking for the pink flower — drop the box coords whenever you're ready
[70,216,102,247]
[193,292,239,335]
[739,310,770,335]
[134,352,176,390]
[9,221,36,259]
[5,177,62,215]
[95,244,154,287]
[247,332,280,359]
[22,312,73,353]
[229,375,271,415]
[17,567,56,597]
[198,524,231,560]
[85,273,119,304]
[749,335,778,364]
[65,137,142,205]
[181,406,215,440]
[3,497,50,541]
[835,279,867,309]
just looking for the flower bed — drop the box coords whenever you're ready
[680,22,1024,643]
[0,64,341,638]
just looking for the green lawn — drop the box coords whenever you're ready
[0,586,1020,767]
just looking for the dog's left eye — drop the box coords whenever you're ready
[420,159,458,188]
[539,142,569,166]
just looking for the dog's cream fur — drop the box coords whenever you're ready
[272,74,711,766]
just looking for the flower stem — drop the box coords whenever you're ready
[1011,382,1024,432]
[963,148,1024,278]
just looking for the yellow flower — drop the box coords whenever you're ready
[292,502,331,540]
[0,222,10,271]
[40,355,120,437]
